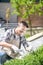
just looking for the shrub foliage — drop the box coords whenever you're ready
[4,45,43,65]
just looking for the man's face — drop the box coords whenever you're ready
[17,23,26,35]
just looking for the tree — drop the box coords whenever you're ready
[11,0,43,36]
[5,8,10,28]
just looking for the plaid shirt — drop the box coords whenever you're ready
[2,29,29,49]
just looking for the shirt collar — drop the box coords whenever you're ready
[12,28,15,35]
[12,28,19,38]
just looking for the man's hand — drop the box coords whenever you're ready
[11,45,19,53]
[26,45,32,51]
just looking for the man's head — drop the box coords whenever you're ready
[15,21,28,35]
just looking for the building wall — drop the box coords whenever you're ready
[31,15,43,27]
[0,3,17,23]
[18,15,43,27]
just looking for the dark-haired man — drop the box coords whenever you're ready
[0,21,32,59]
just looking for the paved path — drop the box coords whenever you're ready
[27,37,43,51]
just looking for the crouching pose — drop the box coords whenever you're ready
[0,21,32,61]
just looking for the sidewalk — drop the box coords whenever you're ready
[27,32,43,51]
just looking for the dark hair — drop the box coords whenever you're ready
[20,21,28,28]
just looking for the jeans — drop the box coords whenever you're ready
[0,51,7,65]
[0,51,13,65]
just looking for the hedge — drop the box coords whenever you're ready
[4,45,43,65]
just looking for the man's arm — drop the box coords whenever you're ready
[21,36,29,48]
[0,41,12,48]
[0,41,21,54]
[0,29,13,49]
[21,36,32,51]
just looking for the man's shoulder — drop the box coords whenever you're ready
[6,29,12,32]
[4,29,13,36]
[6,28,14,34]
[5,28,15,36]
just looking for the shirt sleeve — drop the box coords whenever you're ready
[20,35,29,49]
[2,29,12,42]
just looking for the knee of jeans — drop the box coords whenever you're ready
[0,51,7,64]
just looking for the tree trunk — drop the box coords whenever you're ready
[28,16,32,36]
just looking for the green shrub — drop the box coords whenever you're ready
[4,54,40,65]
[24,33,30,38]
[4,45,43,65]
[32,45,43,65]
[24,54,40,65]
[4,59,24,65]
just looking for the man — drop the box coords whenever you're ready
[0,21,32,59]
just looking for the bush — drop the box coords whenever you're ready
[24,33,30,38]
[32,45,43,65]
[4,55,40,65]
[4,45,43,65]
[4,59,24,65]
[24,54,41,65]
